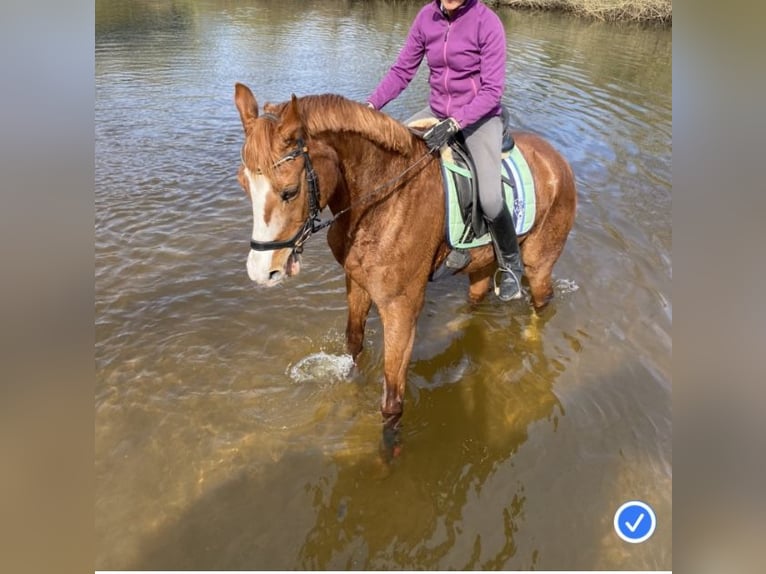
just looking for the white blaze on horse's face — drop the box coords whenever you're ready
[244,167,291,285]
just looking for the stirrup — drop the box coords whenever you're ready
[493,267,523,301]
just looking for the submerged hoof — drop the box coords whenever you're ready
[379,419,403,463]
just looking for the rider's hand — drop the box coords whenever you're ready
[422,117,460,151]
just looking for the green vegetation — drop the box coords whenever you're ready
[491,0,671,23]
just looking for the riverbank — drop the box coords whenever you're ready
[490,0,671,23]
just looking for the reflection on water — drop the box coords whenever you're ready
[96,0,671,570]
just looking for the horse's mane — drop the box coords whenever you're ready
[289,94,415,156]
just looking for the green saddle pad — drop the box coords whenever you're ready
[441,144,536,249]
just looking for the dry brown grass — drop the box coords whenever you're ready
[494,0,672,23]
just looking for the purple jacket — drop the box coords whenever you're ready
[368,0,506,129]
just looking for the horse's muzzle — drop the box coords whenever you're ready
[246,248,301,286]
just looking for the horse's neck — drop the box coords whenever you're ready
[316,129,447,261]
[322,131,417,208]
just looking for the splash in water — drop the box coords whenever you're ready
[555,278,579,295]
[287,352,355,383]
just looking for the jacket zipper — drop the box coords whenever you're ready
[443,20,453,117]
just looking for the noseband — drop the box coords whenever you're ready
[243,135,331,253]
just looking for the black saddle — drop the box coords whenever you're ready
[429,108,518,279]
[448,107,515,241]
[501,107,515,153]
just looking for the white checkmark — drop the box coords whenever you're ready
[615,501,656,543]
[625,512,645,533]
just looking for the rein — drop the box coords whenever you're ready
[243,133,434,253]
[324,149,433,225]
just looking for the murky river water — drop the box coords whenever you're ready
[95,0,671,570]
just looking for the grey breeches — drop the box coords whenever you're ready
[406,106,505,219]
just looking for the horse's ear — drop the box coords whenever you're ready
[280,93,305,139]
[234,83,259,130]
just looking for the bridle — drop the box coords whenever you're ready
[241,114,434,254]
[242,135,331,254]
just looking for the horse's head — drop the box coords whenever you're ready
[234,83,330,286]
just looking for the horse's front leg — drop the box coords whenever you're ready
[345,275,372,361]
[377,296,420,425]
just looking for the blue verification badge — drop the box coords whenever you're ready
[614,500,657,543]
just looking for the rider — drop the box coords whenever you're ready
[366,0,523,301]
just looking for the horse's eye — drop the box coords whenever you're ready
[280,185,299,202]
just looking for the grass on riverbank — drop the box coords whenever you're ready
[494,0,671,23]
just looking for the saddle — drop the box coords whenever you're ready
[409,109,536,278]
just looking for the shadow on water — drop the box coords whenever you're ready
[297,308,568,570]
[129,307,576,570]
[127,447,332,570]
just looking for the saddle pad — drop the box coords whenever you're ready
[441,144,536,250]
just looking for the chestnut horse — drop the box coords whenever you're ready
[234,83,576,427]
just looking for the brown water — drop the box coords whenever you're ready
[95,0,671,570]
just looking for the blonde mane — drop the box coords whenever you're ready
[290,94,415,156]
[242,93,417,180]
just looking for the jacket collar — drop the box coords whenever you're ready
[436,0,477,21]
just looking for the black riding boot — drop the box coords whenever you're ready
[486,207,524,301]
